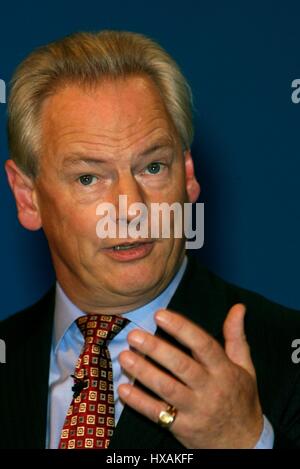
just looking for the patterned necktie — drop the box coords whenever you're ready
[59,314,129,449]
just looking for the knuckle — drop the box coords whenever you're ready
[159,376,176,398]
[175,355,191,376]
[144,335,159,354]
[197,336,215,356]
[170,312,186,333]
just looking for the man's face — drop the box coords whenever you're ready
[26,76,198,312]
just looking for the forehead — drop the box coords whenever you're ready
[39,76,175,152]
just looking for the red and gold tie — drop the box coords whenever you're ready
[59,314,129,449]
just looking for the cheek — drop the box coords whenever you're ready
[62,210,100,243]
[146,177,186,204]
[39,194,98,242]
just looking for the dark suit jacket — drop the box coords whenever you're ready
[1,255,300,449]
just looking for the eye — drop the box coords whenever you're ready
[144,162,165,175]
[78,174,98,186]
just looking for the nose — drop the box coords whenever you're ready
[113,172,146,224]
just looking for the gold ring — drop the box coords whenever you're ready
[157,404,177,429]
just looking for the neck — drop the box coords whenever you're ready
[54,252,186,315]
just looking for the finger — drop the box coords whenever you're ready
[118,383,179,431]
[155,309,228,370]
[119,349,192,410]
[127,329,208,389]
[223,303,256,378]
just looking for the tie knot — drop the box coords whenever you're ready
[76,314,129,346]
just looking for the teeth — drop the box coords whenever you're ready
[113,243,140,251]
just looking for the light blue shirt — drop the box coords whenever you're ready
[46,255,273,449]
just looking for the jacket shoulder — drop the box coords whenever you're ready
[188,254,300,330]
[0,286,56,341]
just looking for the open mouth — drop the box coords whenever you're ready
[103,240,155,261]
[112,242,145,251]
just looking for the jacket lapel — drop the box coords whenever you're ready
[9,288,55,448]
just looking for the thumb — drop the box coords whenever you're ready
[223,303,256,378]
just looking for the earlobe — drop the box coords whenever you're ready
[5,159,42,231]
[184,150,201,203]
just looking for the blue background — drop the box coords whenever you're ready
[0,0,300,319]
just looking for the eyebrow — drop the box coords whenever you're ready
[62,142,174,168]
[140,142,173,157]
[62,156,107,167]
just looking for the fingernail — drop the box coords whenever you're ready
[155,309,169,323]
[119,384,130,397]
[129,331,144,345]
[121,353,135,367]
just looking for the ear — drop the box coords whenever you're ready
[5,159,42,231]
[184,150,200,203]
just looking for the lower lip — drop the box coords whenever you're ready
[103,242,155,262]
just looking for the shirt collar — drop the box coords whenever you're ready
[53,255,188,353]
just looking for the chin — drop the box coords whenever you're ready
[111,265,163,296]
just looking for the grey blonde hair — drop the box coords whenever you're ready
[7,30,194,178]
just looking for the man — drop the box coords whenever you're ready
[0,30,300,449]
